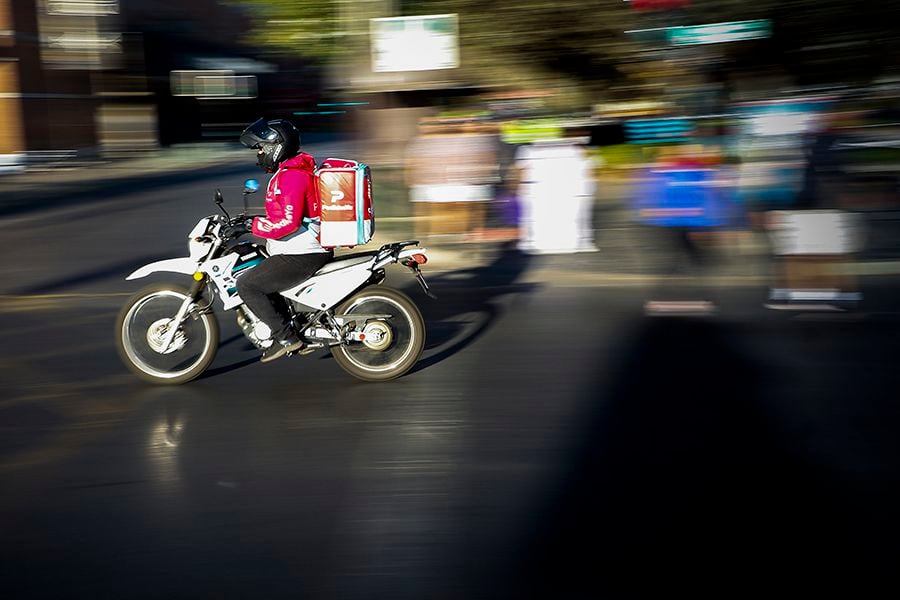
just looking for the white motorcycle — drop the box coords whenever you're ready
[116,180,434,385]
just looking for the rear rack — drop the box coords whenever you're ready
[378,240,420,252]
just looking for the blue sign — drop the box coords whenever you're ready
[635,167,739,228]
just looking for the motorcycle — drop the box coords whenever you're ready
[116,179,435,385]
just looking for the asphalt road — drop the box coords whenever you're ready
[2,171,900,598]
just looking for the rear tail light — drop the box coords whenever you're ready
[411,253,427,265]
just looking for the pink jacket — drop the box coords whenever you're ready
[251,153,320,239]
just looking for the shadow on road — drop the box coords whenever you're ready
[506,317,893,597]
[194,332,258,380]
[13,254,169,295]
[406,241,539,375]
[199,355,259,380]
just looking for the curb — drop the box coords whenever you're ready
[409,243,900,287]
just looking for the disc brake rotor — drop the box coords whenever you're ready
[146,318,187,354]
[362,321,393,351]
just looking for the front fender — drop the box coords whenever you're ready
[126,257,199,281]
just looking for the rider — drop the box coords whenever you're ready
[226,117,333,363]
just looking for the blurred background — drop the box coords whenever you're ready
[3,1,900,598]
[1,0,899,293]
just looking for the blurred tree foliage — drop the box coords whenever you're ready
[227,0,642,103]
[228,0,900,94]
[403,0,635,85]
[225,0,344,59]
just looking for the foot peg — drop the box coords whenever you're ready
[289,342,321,356]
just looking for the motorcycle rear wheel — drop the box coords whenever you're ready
[331,287,425,382]
[116,283,219,385]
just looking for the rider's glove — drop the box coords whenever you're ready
[221,217,253,239]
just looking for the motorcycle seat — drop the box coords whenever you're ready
[315,251,378,275]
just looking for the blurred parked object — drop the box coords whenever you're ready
[766,210,863,307]
[764,109,864,309]
[404,117,498,241]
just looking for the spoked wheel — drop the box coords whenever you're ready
[116,283,219,385]
[331,287,425,382]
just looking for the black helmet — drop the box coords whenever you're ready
[240,117,301,173]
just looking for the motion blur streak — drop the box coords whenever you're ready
[2,0,900,597]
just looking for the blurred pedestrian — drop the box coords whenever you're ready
[484,121,522,240]
[514,127,597,254]
[634,141,734,314]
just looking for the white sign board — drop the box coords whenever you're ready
[45,1,120,16]
[370,14,459,73]
[768,210,863,255]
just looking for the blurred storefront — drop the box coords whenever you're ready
[0,0,155,165]
[0,0,24,172]
[0,0,308,167]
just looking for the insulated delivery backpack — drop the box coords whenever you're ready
[316,158,374,248]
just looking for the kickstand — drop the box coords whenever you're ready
[414,268,437,299]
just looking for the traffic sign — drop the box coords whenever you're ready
[667,19,771,46]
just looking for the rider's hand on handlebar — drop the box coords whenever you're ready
[221,217,253,239]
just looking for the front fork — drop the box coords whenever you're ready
[159,277,208,353]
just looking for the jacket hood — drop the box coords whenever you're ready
[280,152,316,172]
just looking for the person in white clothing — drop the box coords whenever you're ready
[515,135,597,254]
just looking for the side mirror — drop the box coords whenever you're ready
[243,179,260,195]
[214,189,230,218]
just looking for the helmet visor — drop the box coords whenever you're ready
[240,118,280,149]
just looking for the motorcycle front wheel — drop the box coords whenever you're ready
[331,287,425,382]
[115,283,219,385]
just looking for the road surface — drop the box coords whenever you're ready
[2,170,899,598]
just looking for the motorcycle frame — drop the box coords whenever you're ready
[126,215,429,351]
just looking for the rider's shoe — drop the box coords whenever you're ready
[260,336,307,363]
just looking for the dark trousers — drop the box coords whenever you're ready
[236,252,332,341]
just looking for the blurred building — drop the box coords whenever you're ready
[119,0,278,147]
[0,0,326,169]
[1,0,119,167]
